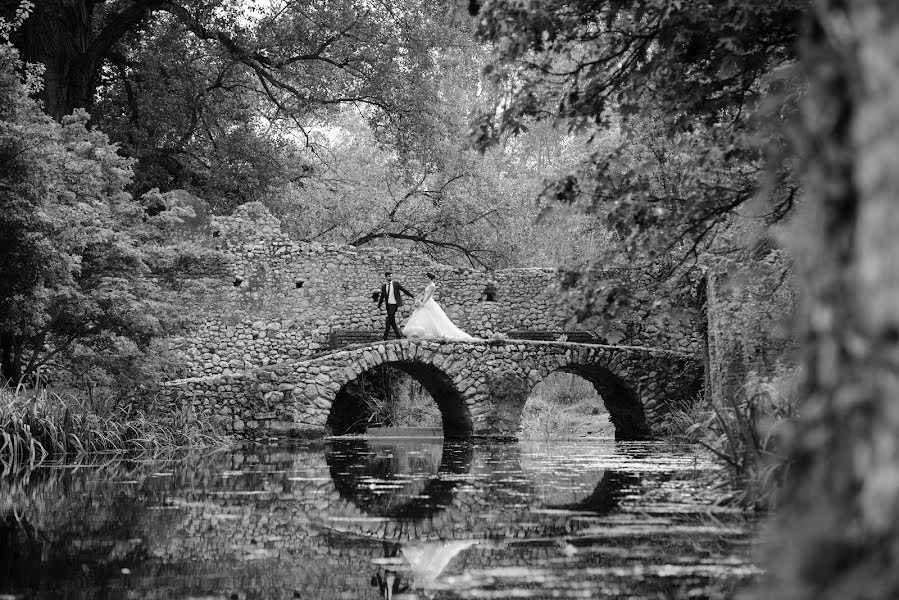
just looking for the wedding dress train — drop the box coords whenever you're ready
[402,283,476,341]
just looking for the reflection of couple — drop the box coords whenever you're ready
[371,540,478,598]
[377,271,475,341]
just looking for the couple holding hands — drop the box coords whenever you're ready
[376,271,475,341]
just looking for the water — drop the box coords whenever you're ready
[0,440,758,599]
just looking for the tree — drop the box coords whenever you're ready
[266,109,521,268]
[0,42,199,390]
[265,41,607,269]
[757,2,899,597]
[90,13,313,210]
[2,0,459,208]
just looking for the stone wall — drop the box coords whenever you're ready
[166,202,702,378]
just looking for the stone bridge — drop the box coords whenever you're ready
[164,337,701,440]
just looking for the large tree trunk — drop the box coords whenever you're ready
[765,1,899,597]
[15,0,97,120]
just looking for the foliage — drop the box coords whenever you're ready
[6,0,624,268]
[471,0,806,324]
[266,43,611,268]
[0,382,226,472]
[0,0,30,39]
[91,17,313,210]
[372,378,442,430]
[518,395,612,440]
[328,366,442,434]
[0,43,210,392]
[2,0,472,212]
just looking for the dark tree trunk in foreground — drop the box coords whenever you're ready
[17,0,96,119]
[8,0,155,120]
[765,1,899,597]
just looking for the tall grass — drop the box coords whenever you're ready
[389,381,442,428]
[1,383,226,473]
[355,379,442,430]
[666,368,800,510]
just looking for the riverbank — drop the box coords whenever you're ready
[0,385,227,471]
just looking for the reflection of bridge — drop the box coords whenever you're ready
[2,441,752,600]
[326,439,474,520]
[318,439,640,543]
[166,338,701,440]
[141,440,639,548]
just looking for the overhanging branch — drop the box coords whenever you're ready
[350,231,489,268]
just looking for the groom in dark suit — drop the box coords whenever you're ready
[377,271,414,340]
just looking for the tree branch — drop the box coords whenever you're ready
[349,232,489,268]
[88,0,166,62]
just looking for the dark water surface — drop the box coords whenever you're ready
[0,440,758,599]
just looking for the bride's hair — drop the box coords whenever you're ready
[426,272,435,280]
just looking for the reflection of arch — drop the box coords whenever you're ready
[328,360,472,438]
[326,439,473,519]
[531,364,652,441]
[544,470,640,514]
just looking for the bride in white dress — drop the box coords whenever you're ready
[402,273,476,340]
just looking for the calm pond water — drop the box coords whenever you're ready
[0,440,758,599]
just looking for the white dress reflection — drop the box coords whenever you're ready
[402,539,478,585]
[372,539,478,598]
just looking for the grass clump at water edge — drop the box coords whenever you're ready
[1,383,226,472]
[662,368,800,510]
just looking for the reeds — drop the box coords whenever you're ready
[1,383,226,472]
[664,368,800,510]
[351,381,442,430]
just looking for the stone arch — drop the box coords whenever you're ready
[544,470,641,513]
[516,357,652,441]
[557,362,651,440]
[328,355,473,438]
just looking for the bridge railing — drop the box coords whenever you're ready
[326,329,600,350]
[505,330,600,344]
